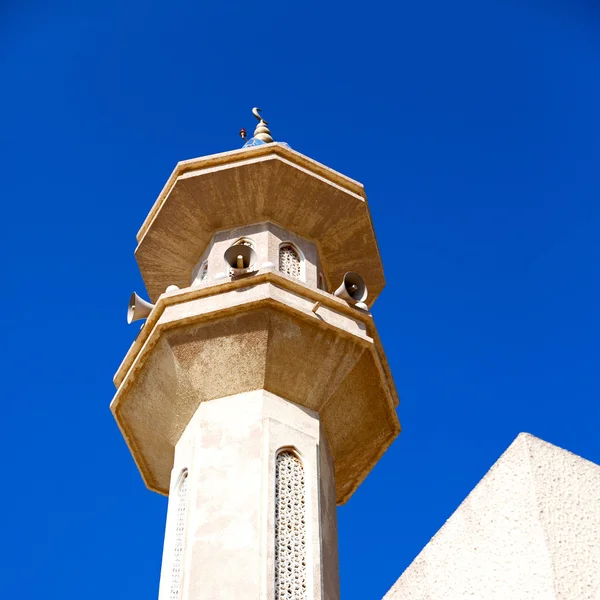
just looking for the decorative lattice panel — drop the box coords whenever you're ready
[275,451,307,600]
[279,245,301,279]
[170,473,188,600]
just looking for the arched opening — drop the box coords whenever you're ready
[232,237,255,249]
[199,262,208,283]
[170,469,188,600]
[225,238,257,274]
[278,243,302,280]
[274,449,307,600]
[191,260,208,286]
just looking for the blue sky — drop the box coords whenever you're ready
[1,0,599,598]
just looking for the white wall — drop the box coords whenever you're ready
[383,433,600,600]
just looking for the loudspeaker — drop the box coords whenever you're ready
[223,244,257,276]
[334,272,368,305]
[127,292,155,324]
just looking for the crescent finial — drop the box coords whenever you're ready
[250,107,273,143]
[252,107,267,124]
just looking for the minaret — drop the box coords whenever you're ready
[111,109,400,600]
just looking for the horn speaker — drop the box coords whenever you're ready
[334,272,368,307]
[224,244,257,276]
[127,292,155,324]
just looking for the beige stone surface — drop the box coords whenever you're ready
[133,142,385,306]
[111,274,399,504]
[113,140,400,600]
[191,221,324,290]
[156,390,339,600]
[382,433,600,600]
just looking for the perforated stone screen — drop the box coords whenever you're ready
[275,451,307,600]
[279,245,301,279]
[170,472,188,600]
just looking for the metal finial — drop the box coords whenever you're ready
[251,107,274,143]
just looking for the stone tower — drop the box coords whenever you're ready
[111,110,400,600]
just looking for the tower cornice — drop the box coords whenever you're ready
[133,142,386,306]
[137,142,366,243]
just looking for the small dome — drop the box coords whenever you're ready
[243,137,267,148]
[243,138,291,150]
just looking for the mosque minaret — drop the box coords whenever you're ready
[110,109,400,600]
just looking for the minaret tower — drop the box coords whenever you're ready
[111,109,400,600]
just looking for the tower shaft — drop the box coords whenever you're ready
[157,391,338,600]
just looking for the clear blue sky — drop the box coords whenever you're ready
[1,0,599,598]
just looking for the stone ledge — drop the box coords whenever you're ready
[111,277,400,504]
[114,270,396,398]
[133,147,385,305]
